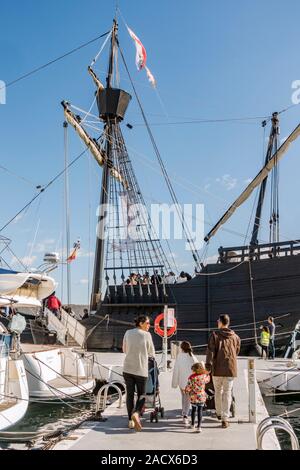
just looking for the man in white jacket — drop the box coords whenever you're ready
[171,341,197,426]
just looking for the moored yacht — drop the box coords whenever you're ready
[0,324,29,431]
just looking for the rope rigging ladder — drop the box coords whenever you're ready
[61,20,177,310]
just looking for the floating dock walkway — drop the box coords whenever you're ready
[53,354,280,451]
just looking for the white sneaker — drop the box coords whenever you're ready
[196,427,202,433]
[189,424,196,430]
[128,420,135,429]
[183,417,189,427]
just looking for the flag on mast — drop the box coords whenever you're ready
[126,26,156,88]
[67,240,81,263]
[145,66,156,88]
[127,26,147,70]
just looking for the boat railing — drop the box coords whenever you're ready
[64,350,94,384]
[256,416,299,450]
[96,381,123,414]
[60,309,87,348]
[104,283,170,306]
[219,239,300,263]
[82,352,94,381]
[283,321,300,358]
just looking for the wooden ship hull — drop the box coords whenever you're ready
[84,244,300,355]
[60,24,300,358]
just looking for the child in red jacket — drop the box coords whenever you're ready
[184,362,210,433]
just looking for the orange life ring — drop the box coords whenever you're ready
[154,313,177,337]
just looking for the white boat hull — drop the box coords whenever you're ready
[0,358,29,431]
[22,347,94,400]
[0,272,30,296]
[0,270,56,309]
[257,360,300,392]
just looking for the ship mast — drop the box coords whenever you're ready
[90,20,117,310]
[204,116,300,243]
[63,20,173,310]
[250,112,279,246]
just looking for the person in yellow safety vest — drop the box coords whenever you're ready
[260,326,270,359]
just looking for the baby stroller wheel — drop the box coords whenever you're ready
[150,412,154,423]
[160,407,165,418]
[155,414,159,423]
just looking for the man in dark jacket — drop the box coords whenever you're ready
[206,314,241,429]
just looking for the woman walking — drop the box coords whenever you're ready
[122,315,155,431]
[171,341,197,426]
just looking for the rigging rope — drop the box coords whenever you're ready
[0,147,89,234]
[90,31,112,67]
[117,42,202,271]
[0,31,111,92]
[33,356,94,396]
[248,260,258,346]
[130,116,272,127]
[0,164,38,188]
[66,102,294,248]
[22,364,92,411]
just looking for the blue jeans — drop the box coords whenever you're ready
[269,338,275,359]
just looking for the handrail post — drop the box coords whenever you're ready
[162,305,168,373]
[257,421,299,450]
[248,358,257,423]
[96,382,123,415]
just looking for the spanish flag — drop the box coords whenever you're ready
[67,240,80,263]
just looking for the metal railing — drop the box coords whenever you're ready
[219,239,300,263]
[96,381,123,414]
[257,416,299,450]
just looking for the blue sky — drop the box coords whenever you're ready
[1,0,300,304]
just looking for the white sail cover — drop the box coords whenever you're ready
[205,121,300,242]
[0,271,56,308]
[0,271,30,295]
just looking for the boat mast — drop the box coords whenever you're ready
[63,121,72,305]
[250,112,279,246]
[203,110,300,244]
[90,21,117,311]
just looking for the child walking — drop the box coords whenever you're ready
[184,362,210,433]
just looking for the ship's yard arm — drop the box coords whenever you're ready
[61,101,128,189]
[88,66,105,91]
[204,121,300,242]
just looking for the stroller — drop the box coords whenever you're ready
[205,377,236,418]
[141,357,164,423]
